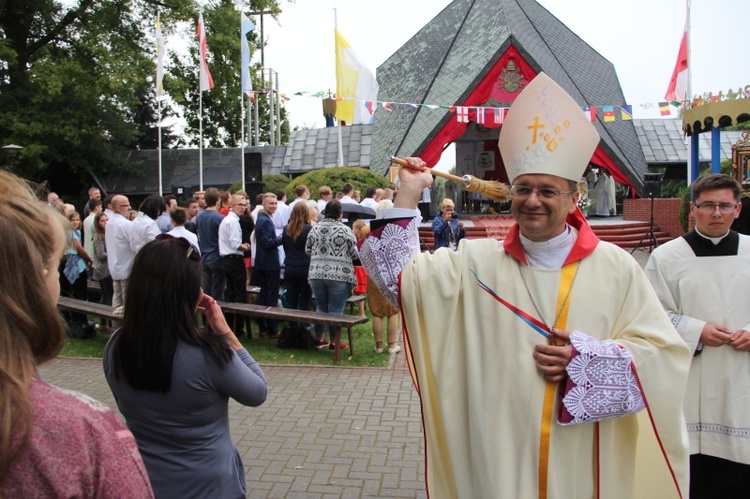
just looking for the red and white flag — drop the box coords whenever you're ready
[665,21,688,102]
[197,12,214,92]
[475,107,486,124]
[493,107,506,124]
[457,106,470,123]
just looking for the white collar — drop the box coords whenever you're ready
[695,227,730,245]
[519,225,577,269]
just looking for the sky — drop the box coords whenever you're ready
[254,0,747,169]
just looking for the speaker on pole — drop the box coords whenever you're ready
[245,152,263,183]
[643,172,663,198]
[245,181,264,207]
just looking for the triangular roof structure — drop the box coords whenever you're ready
[371,0,649,194]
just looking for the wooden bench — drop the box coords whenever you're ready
[246,286,367,315]
[217,301,367,362]
[58,296,121,322]
[57,296,368,363]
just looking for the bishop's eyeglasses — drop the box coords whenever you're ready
[510,185,577,199]
[693,202,738,214]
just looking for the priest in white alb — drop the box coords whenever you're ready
[359,73,691,498]
[645,173,750,498]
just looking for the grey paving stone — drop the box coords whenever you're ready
[38,353,426,497]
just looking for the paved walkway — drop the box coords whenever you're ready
[39,353,426,498]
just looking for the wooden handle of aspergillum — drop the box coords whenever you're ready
[389,156,466,184]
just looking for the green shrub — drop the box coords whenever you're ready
[285,166,391,200]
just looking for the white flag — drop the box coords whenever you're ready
[241,14,255,97]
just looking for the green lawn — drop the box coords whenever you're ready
[60,312,391,368]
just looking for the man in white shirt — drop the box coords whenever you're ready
[340,183,357,204]
[167,207,200,254]
[317,185,332,214]
[272,188,288,263]
[287,184,310,212]
[360,187,379,211]
[219,194,251,335]
[105,195,136,312]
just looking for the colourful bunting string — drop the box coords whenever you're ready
[620,105,633,121]
[245,83,749,124]
[583,106,596,122]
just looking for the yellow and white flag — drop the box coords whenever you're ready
[334,29,378,125]
[155,15,166,96]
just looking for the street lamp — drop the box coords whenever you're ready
[3,144,22,170]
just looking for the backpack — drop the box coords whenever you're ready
[66,320,97,340]
[277,324,317,350]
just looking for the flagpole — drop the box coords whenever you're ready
[334,8,344,167]
[686,0,692,107]
[240,7,245,193]
[198,9,204,191]
[200,79,204,191]
[686,0,694,185]
[158,97,163,196]
[156,14,163,196]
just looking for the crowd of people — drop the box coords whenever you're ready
[42,180,403,355]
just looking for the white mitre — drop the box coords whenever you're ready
[498,72,600,183]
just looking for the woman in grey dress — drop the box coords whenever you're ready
[103,235,267,498]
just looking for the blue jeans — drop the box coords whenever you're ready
[309,279,353,338]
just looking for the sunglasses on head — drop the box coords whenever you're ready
[155,234,201,261]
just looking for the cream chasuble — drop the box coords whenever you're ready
[391,235,690,498]
[645,233,750,465]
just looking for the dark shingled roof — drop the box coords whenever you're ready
[100,125,373,195]
[280,125,372,174]
[371,0,649,194]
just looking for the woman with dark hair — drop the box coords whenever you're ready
[305,200,359,350]
[130,193,165,254]
[0,170,152,497]
[282,202,313,320]
[103,235,267,498]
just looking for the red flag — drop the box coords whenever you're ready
[665,22,688,102]
[197,12,214,92]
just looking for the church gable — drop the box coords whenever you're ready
[372,0,649,194]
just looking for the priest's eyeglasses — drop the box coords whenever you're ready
[510,185,577,199]
[694,202,738,214]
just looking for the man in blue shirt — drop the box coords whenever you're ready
[196,188,225,300]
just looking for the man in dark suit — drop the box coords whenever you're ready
[254,192,283,338]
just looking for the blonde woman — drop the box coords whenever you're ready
[432,198,466,251]
[0,170,152,496]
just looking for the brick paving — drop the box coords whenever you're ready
[39,352,426,499]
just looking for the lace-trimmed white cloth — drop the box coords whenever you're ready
[358,217,421,306]
[559,330,645,426]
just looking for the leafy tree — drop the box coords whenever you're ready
[285,167,391,201]
[0,0,195,178]
[168,0,288,149]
